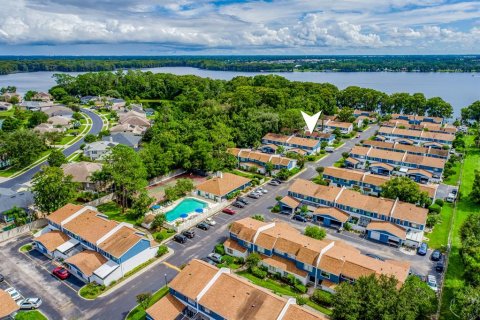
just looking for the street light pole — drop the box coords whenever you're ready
[164,273,168,287]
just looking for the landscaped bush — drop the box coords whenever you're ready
[156,245,168,257]
[294,283,307,294]
[275,195,282,201]
[79,282,106,299]
[154,233,164,241]
[428,204,441,214]
[251,266,267,279]
[427,215,439,228]
[434,198,444,207]
[311,289,333,307]
[214,243,226,255]
[271,204,280,213]
[221,255,235,264]
[296,296,308,305]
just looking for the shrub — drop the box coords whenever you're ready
[154,233,164,241]
[251,214,265,222]
[246,253,261,269]
[215,243,226,255]
[434,198,444,207]
[428,204,441,214]
[320,150,326,154]
[342,152,350,159]
[312,289,333,307]
[305,225,326,240]
[271,204,280,213]
[296,296,308,305]
[427,215,439,228]
[275,195,282,201]
[294,283,307,294]
[343,222,352,231]
[221,255,235,264]
[156,245,168,257]
[316,166,325,174]
[251,266,267,279]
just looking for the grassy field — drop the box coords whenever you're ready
[15,310,47,320]
[126,286,169,320]
[425,204,454,249]
[443,161,461,186]
[440,134,479,319]
[96,202,137,225]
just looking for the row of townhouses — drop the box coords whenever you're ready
[228,148,297,173]
[322,166,437,198]
[146,258,326,320]
[224,218,410,290]
[349,146,446,174]
[383,120,457,135]
[261,133,322,155]
[282,179,428,246]
[391,114,444,125]
[33,204,159,285]
[362,140,449,159]
[377,126,454,145]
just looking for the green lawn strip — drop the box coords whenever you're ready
[443,161,461,186]
[15,310,48,320]
[440,135,479,319]
[236,271,332,316]
[96,202,137,225]
[0,167,18,177]
[20,243,33,252]
[152,229,175,242]
[126,286,169,320]
[333,158,345,168]
[57,135,76,145]
[0,110,15,118]
[425,204,454,249]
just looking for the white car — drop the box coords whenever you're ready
[18,298,42,310]
[5,287,22,301]
[257,188,268,194]
[427,275,438,292]
[205,218,216,226]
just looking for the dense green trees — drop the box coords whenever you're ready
[47,149,67,167]
[27,111,48,128]
[304,225,326,240]
[381,176,430,207]
[332,275,437,320]
[461,101,480,122]
[32,166,78,214]
[0,129,47,168]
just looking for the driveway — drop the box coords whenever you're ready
[0,108,103,188]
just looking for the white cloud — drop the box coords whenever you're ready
[0,0,479,53]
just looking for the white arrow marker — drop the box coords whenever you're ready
[301,111,322,133]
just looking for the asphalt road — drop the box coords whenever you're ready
[0,108,103,188]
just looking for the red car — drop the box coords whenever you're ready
[52,267,70,280]
[222,208,236,215]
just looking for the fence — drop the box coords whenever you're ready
[148,169,186,186]
[0,219,48,242]
[85,193,115,207]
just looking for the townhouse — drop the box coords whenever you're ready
[383,120,457,135]
[353,109,376,118]
[262,133,321,155]
[377,126,454,145]
[362,140,449,159]
[285,179,427,246]
[33,204,159,285]
[350,145,446,174]
[60,162,103,191]
[320,120,353,134]
[228,148,297,173]
[195,172,251,202]
[322,167,437,199]
[302,131,336,145]
[391,114,443,125]
[146,259,326,320]
[224,218,410,290]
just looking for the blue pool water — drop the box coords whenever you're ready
[165,198,208,222]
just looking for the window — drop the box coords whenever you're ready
[257,246,265,254]
[321,271,330,279]
[304,264,313,272]
[227,248,233,255]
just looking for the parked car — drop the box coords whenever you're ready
[427,275,438,292]
[431,250,442,261]
[237,197,249,205]
[207,253,223,264]
[417,242,428,256]
[292,215,307,222]
[222,208,236,215]
[206,218,216,226]
[5,287,22,301]
[182,230,195,239]
[197,222,210,230]
[18,298,42,310]
[268,180,280,186]
[451,188,458,195]
[272,179,282,184]
[174,234,188,243]
[325,146,335,153]
[247,193,260,199]
[365,253,384,261]
[0,273,4,282]
[232,201,245,208]
[52,267,70,280]
[436,258,445,273]
[257,188,268,194]
[356,134,361,138]
[445,193,456,203]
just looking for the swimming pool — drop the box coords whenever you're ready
[165,198,208,222]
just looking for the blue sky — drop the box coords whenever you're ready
[0,0,479,55]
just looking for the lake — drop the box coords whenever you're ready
[1,67,479,117]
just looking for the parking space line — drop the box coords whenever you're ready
[163,262,182,272]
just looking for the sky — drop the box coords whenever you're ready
[0,0,479,55]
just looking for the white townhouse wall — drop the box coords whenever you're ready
[119,245,158,276]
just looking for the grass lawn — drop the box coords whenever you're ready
[236,271,332,316]
[57,135,76,145]
[333,158,345,168]
[443,161,461,186]
[96,202,137,225]
[440,134,479,319]
[126,286,169,320]
[0,167,18,177]
[425,204,454,249]
[20,243,33,252]
[15,310,47,320]
[0,110,15,118]
[152,229,175,242]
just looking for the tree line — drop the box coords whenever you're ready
[0,55,479,75]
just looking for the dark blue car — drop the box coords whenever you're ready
[417,242,428,256]
[292,215,307,222]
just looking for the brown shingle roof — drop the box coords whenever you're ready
[419,184,437,198]
[404,154,445,169]
[289,179,342,203]
[65,250,107,276]
[323,166,364,182]
[224,238,248,253]
[98,226,142,258]
[350,145,370,156]
[391,201,428,225]
[63,209,118,244]
[368,148,405,162]
[326,120,353,129]
[146,294,185,320]
[362,174,389,187]
[0,289,20,318]
[169,259,218,301]
[196,172,251,197]
[48,203,84,225]
[61,162,103,183]
[263,133,290,143]
[314,207,350,223]
[260,254,308,277]
[287,136,319,148]
[229,218,268,243]
[367,221,407,239]
[369,162,394,170]
[337,189,395,217]
[34,230,70,252]
[279,195,301,209]
[283,304,326,320]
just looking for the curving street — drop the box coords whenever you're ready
[0,108,103,188]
